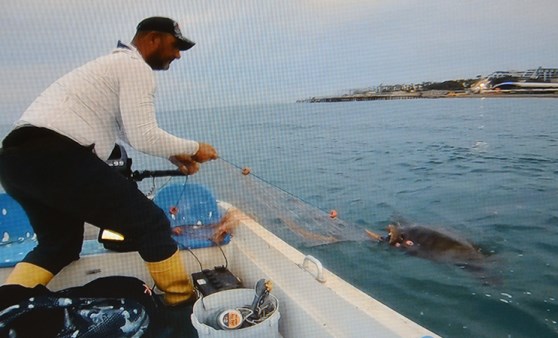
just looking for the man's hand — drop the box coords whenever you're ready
[192,143,218,163]
[169,143,217,175]
[169,155,200,175]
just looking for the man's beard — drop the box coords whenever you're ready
[146,55,171,70]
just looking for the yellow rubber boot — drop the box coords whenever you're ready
[3,262,54,287]
[145,249,194,306]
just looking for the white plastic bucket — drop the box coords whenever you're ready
[191,288,280,338]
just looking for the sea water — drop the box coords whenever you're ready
[160,98,557,338]
[2,98,557,337]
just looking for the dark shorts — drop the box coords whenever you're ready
[0,126,177,274]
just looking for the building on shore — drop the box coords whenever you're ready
[471,67,558,94]
[298,66,558,103]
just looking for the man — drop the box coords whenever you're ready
[0,17,217,306]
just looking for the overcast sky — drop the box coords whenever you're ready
[1,0,557,117]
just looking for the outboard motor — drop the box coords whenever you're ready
[105,144,133,178]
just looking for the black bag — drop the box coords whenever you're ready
[0,276,159,338]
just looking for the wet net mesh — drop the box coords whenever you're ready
[181,159,364,247]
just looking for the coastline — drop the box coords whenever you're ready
[298,90,558,103]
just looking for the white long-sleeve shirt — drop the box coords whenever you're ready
[15,42,199,160]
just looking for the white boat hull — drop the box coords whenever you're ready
[0,205,439,338]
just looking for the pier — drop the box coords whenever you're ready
[304,93,424,102]
[298,90,470,103]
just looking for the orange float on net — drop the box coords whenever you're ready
[171,226,183,235]
[169,206,179,215]
[242,167,251,175]
[329,210,338,218]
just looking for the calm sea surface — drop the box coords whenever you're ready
[2,98,557,337]
[168,98,558,338]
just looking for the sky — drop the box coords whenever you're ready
[1,0,558,116]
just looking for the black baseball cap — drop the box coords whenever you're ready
[137,17,195,51]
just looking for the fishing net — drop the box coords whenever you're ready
[183,159,364,247]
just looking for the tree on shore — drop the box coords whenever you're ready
[421,79,477,91]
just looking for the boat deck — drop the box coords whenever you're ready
[0,211,440,338]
